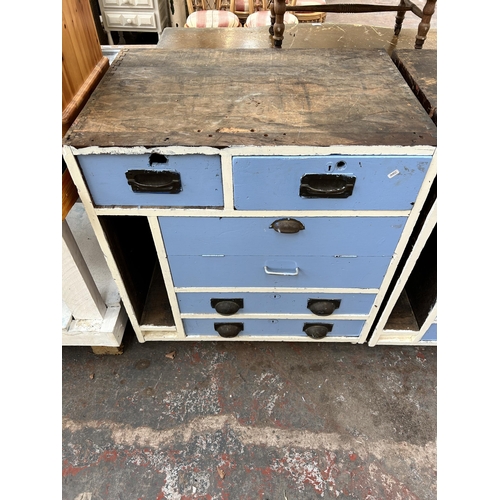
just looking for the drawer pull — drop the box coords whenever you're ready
[303,323,333,339]
[125,170,181,193]
[211,299,243,315]
[214,322,243,338]
[300,174,356,198]
[264,265,299,276]
[270,218,305,233]
[307,299,341,316]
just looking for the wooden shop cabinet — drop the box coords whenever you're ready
[62,0,127,349]
[62,47,436,344]
[391,49,437,124]
[368,48,437,346]
[368,182,436,346]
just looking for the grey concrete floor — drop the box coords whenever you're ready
[63,330,436,499]
[62,5,440,499]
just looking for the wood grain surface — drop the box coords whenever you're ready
[391,49,437,123]
[62,0,109,135]
[64,47,437,149]
[62,0,109,217]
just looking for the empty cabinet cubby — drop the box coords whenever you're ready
[99,215,175,330]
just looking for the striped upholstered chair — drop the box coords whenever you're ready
[244,9,298,27]
[185,0,241,27]
[288,0,327,23]
[240,0,323,26]
[243,0,299,27]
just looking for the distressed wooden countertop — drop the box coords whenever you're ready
[63,47,437,149]
[391,49,437,124]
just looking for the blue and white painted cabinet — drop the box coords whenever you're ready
[62,47,437,344]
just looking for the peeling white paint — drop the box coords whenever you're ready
[65,144,436,158]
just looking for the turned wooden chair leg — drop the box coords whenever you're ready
[415,0,436,49]
[394,0,407,35]
[272,0,286,47]
[269,0,275,35]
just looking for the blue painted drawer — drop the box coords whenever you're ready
[232,155,432,211]
[159,216,406,257]
[177,291,376,315]
[168,255,391,288]
[421,323,437,341]
[78,154,223,207]
[183,318,365,338]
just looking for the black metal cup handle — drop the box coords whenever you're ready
[211,299,244,316]
[270,218,305,234]
[303,323,333,339]
[302,182,347,195]
[300,174,355,199]
[130,180,176,190]
[125,170,182,193]
[307,299,341,316]
[214,323,244,338]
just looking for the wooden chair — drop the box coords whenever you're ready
[234,0,261,25]
[394,0,436,49]
[238,0,315,25]
[288,0,326,23]
[269,0,436,48]
[243,0,298,27]
[185,0,241,27]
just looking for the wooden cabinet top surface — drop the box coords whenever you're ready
[392,49,437,105]
[391,49,437,122]
[63,47,437,149]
